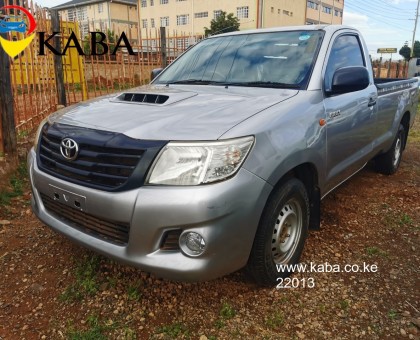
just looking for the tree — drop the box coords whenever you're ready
[83,29,116,55]
[399,42,411,61]
[204,11,240,37]
[399,40,420,60]
[414,41,420,58]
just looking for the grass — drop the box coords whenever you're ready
[339,300,350,311]
[0,161,27,206]
[408,117,420,144]
[399,213,413,226]
[265,311,284,329]
[17,130,29,140]
[156,322,189,338]
[67,315,115,340]
[215,301,236,329]
[127,283,142,301]
[319,304,327,314]
[365,246,388,257]
[219,302,236,319]
[381,205,415,229]
[60,255,101,302]
[388,309,398,320]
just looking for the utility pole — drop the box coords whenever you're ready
[411,0,420,57]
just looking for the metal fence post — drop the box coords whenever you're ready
[50,9,67,107]
[0,0,16,156]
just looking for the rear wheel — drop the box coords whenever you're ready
[375,124,406,175]
[247,178,309,286]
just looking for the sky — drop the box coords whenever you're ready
[35,0,419,60]
[343,0,419,60]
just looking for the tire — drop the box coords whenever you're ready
[375,124,406,175]
[247,178,309,286]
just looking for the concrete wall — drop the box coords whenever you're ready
[262,0,306,27]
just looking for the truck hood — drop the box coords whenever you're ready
[49,85,298,140]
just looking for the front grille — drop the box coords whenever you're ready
[37,123,167,191]
[41,193,130,245]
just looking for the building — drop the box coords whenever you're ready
[305,0,344,25]
[137,0,344,39]
[54,0,139,42]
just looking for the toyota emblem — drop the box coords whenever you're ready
[60,138,79,161]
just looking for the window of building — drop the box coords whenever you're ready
[151,18,155,27]
[141,0,147,7]
[334,10,342,17]
[214,10,222,19]
[177,38,189,49]
[177,14,189,25]
[278,9,281,14]
[307,1,318,10]
[142,19,148,28]
[325,35,365,91]
[160,0,168,4]
[194,11,208,19]
[80,23,89,38]
[67,7,87,22]
[283,10,292,16]
[98,3,103,13]
[160,16,169,26]
[237,6,249,19]
[150,0,154,5]
[323,6,332,14]
[176,0,187,1]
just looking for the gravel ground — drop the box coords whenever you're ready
[0,120,419,340]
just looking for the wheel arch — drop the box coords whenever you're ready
[401,111,410,150]
[268,162,321,231]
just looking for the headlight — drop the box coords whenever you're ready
[33,117,49,149]
[147,136,254,185]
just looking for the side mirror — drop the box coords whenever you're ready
[150,68,163,81]
[327,66,370,96]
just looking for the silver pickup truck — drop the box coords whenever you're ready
[28,25,418,285]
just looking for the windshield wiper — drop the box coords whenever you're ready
[165,79,218,85]
[221,81,301,89]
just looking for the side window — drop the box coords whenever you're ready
[325,35,365,91]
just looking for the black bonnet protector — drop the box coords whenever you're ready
[37,123,167,192]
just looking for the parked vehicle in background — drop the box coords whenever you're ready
[28,25,418,285]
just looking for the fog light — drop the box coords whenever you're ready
[180,232,206,256]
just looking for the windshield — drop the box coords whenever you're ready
[154,30,324,89]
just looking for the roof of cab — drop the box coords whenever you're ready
[211,25,357,38]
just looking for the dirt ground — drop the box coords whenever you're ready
[0,119,419,340]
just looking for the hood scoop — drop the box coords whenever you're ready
[115,93,169,104]
[116,92,169,104]
[110,91,197,105]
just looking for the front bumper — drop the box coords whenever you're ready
[28,148,272,281]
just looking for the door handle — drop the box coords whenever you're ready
[368,98,377,107]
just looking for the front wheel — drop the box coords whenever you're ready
[247,178,309,286]
[375,124,406,175]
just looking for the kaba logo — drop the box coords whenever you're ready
[0,5,37,58]
[38,31,135,56]
[0,5,134,57]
